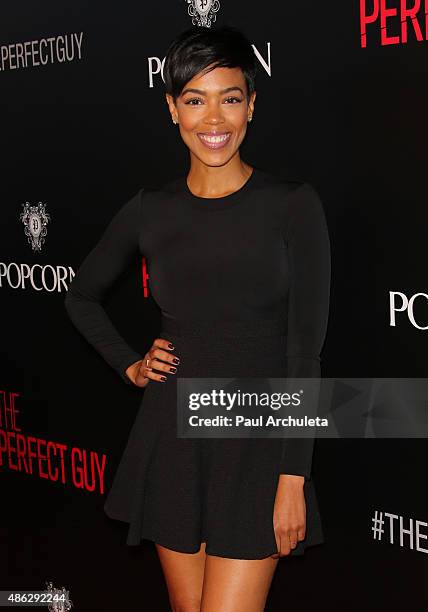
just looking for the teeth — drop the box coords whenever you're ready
[199,133,230,143]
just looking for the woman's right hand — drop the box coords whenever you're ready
[125,338,180,387]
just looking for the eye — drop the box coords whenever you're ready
[183,96,243,105]
[184,98,203,105]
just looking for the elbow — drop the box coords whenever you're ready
[64,283,103,317]
[64,283,82,316]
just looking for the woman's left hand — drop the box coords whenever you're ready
[271,474,306,558]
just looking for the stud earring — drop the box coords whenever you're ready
[173,119,178,125]
[248,116,253,122]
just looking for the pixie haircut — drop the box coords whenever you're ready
[164,25,257,104]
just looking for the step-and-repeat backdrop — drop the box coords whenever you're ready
[1,1,427,610]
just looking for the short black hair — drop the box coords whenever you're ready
[164,25,257,104]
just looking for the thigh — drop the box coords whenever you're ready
[201,554,279,612]
[155,542,207,611]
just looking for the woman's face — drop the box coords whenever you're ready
[166,65,256,167]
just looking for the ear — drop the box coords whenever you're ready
[248,91,256,116]
[165,93,178,123]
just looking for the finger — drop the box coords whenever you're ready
[289,528,298,549]
[132,366,151,387]
[297,527,306,542]
[279,534,291,557]
[152,337,176,352]
[271,529,281,559]
[143,357,152,371]
[148,357,178,374]
[138,359,168,382]
[142,368,168,383]
[150,346,180,366]
[136,364,153,380]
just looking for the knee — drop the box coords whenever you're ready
[170,596,201,612]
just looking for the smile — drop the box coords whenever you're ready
[197,132,231,149]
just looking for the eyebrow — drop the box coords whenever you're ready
[180,86,245,97]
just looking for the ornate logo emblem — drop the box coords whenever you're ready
[185,0,220,27]
[20,201,51,252]
[45,581,73,611]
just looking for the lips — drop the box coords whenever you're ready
[197,132,231,150]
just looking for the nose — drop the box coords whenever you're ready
[203,101,225,125]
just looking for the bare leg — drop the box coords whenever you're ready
[155,541,207,612]
[200,553,279,612]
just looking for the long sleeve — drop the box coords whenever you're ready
[64,189,145,385]
[279,183,331,479]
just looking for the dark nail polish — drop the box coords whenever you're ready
[168,343,174,350]
[160,375,167,381]
[172,358,180,364]
[170,367,177,374]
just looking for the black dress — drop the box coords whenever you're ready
[64,166,331,559]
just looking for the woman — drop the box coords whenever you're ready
[65,25,331,612]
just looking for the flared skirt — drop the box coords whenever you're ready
[103,319,325,559]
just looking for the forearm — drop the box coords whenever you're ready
[65,288,144,385]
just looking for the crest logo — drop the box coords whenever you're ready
[185,0,220,27]
[20,201,51,252]
[45,581,73,611]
